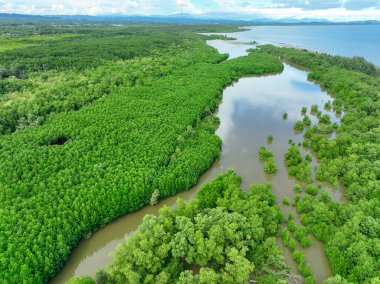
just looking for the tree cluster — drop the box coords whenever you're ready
[0,27,283,283]
[70,170,289,284]
[262,44,380,283]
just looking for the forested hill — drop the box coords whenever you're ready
[0,23,283,283]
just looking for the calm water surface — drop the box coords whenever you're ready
[211,25,380,66]
[52,38,347,283]
[206,40,251,59]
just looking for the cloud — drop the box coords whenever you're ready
[174,0,201,14]
[344,0,380,10]
[271,0,343,10]
[244,7,380,21]
[213,0,380,11]
[0,0,379,20]
[0,0,200,15]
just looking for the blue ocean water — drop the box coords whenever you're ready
[233,25,380,66]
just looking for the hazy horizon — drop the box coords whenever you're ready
[1,0,380,22]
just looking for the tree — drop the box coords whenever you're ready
[283,198,290,205]
[301,107,307,115]
[265,158,278,174]
[303,116,312,127]
[294,120,304,131]
[310,104,318,114]
[150,189,160,206]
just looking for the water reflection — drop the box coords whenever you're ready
[206,39,252,59]
[215,63,338,283]
[52,42,344,284]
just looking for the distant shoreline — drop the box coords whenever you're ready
[0,13,379,26]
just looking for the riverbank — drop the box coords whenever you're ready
[54,54,341,284]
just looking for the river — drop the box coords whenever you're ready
[52,37,346,284]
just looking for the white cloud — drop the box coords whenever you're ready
[252,7,380,21]
[211,0,380,20]
[175,0,201,14]
[0,0,200,15]
[0,0,379,20]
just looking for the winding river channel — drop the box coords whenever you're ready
[52,37,345,284]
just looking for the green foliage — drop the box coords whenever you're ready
[319,114,331,125]
[303,116,312,127]
[259,44,379,76]
[305,276,316,284]
[0,27,284,283]
[288,238,297,252]
[285,146,314,183]
[301,264,313,278]
[291,250,315,279]
[150,189,160,206]
[288,213,294,221]
[294,120,304,131]
[294,225,308,240]
[285,145,302,167]
[259,146,278,174]
[282,229,291,245]
[264,157,278,174]
[260,45,380,283]
[304,127,314,139]
[283,112,288,120]
[294,226,312,248]
[325,275,351,284]
[72,171,288,284]
[292,250,305,264]
[267,134,273,143]
[259,146,274,161]
[300,236,312,248]
[293,194,301,206]
[325,100,332,110]
[293,184,303,193]
[310,104,319,114]
[305,153,313,162]
[203,34,237,41]
[305,185,319,195]
[94,270,111,284]
[288,220,297,232]
[67,276,96,284]
[283,197,290,205]
[317,123,334,134]
[196,169,241,209]
[2,23,378,284]
[0,29,217,134]
[0,24,270,136]
[301,106,308,115]
[289,161,313,183]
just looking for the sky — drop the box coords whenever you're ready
[1,0,380,21]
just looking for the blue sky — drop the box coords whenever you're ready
[1,0,380,21]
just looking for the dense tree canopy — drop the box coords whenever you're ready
[0,24,283,283]
[1,20,379,284]
[69,170,290,284]
[260,45,380,283]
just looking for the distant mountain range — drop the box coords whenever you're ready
[0,12,379,25]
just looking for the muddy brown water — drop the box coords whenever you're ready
[52,40,345,284]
